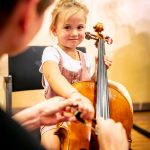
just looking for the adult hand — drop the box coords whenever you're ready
[13,96,77,131]
[37,97,77,126]
[96,118,128,150]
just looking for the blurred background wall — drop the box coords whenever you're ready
[0,0,150,106]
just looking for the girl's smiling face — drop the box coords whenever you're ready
[52,10,86,51]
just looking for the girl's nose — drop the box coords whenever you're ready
[70,29,78,36]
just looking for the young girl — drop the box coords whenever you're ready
[40,0,112,149]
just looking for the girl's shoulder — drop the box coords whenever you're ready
[41,45,62,64]
[43,45,59,54]
[42,45,64,58]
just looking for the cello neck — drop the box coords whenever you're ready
[96,38,109,119]
[85,22,113,120]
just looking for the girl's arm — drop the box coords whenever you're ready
[43,61,78,98]
[42,60,94,120]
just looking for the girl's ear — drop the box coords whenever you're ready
[51,26,57,36]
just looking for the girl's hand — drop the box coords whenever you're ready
[104,55,112,69]
[95,55,112,69]
[68,92,95,121]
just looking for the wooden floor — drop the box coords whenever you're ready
[131,111,150,150]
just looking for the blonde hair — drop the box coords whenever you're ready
[50,0,89,32]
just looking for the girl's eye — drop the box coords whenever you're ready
[77,25,85,30]
[64,26,71,30]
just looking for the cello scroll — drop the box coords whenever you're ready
[85,22,113,47]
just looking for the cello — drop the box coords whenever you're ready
[57,22,133,150]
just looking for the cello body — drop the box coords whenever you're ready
[57,80,133,150]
